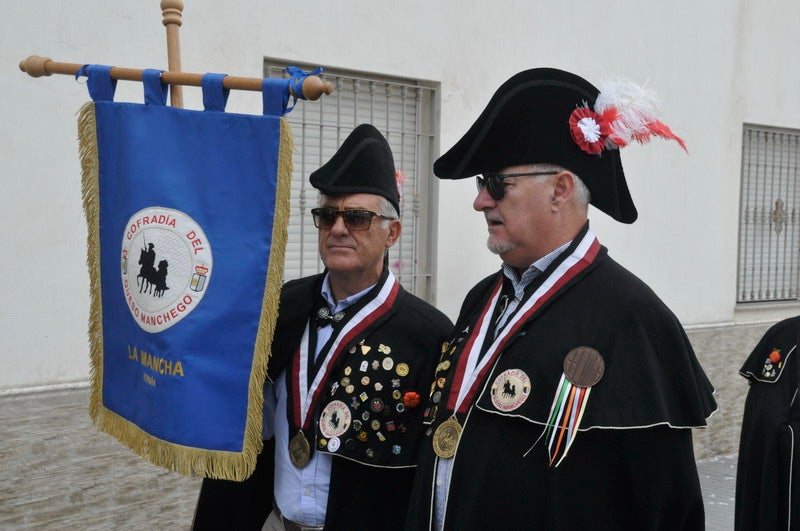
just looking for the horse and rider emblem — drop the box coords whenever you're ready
[490,368,531,412]
[320,400,352,440]
[120,206,213,333]
[136,242,170,297]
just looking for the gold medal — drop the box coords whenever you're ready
[432,416,462,459]
[289,431,311,468]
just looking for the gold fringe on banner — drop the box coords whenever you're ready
[77,102,104,425]
[233,117,293,477]
[77,102,294,481]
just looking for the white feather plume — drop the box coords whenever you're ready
[594,78,665,149]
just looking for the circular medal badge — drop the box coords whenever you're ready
[319,400,352,438]
[121,207,212,333]
[490,369,531,412]
[327,436,341,453]
[432,417,462,459]
[289,431,311,468]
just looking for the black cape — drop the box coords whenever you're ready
[193,270,452,531]
[406,239,716,530]
[736,315,800,530]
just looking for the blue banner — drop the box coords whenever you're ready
[77,65,296,479]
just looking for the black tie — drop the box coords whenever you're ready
[314,306,344,330]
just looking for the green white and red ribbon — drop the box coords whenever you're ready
[543,373,592,467]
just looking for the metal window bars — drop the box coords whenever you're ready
[265,61,438,300]
[737,125,800,303]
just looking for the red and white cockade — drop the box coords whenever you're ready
[569,79,687,155]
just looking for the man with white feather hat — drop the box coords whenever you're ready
[405,68,717,530]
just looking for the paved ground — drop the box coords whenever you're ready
[1,388,737,530]
[0,388,201,530]
[699,454,737,530]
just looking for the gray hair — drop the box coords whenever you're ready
[375,196,399,229]
[529,163,591,207]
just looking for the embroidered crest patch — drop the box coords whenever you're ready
[320,399,352,438]
[490,368,531,412]
[121,207,213,333]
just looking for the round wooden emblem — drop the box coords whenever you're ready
[563,347,605,388]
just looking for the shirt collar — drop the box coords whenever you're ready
[320,274,376,314]
[502,240,571,300]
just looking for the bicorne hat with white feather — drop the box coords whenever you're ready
[434,68,685,224]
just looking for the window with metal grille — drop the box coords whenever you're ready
[264,59,439,301]
[737,125,800,303]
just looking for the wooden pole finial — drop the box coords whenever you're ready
[298,76,334,100]
[161,0,185,108]
[160,0,184,27]
[19,55,54,78]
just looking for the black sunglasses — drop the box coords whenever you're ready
[311,207,394,231]
[475,171,559,201]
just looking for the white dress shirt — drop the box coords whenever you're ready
[265,275,375,526]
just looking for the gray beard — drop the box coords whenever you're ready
[487,236,515,255]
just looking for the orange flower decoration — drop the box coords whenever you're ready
[769,349,781,363]
[403,391,421,408]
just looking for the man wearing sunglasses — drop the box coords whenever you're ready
[406,69,716,530]
[193,124,452,531]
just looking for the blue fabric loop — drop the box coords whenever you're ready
[87,71,288,454]
[142,69,169,106]
[262,78,291,117]
[283,66,324,113]
[202,73,230,112]
[285,66,323,101]
[76,64,117,102]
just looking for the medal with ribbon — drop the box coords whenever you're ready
[285,271,399,468]
[540,346,605,467]
[432,229,601,459]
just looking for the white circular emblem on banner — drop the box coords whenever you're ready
[319,400,352,438]
[490,369,531,412]
[120,207,212,333]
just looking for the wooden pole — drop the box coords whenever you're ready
[18,55,334,101]
[161,0,184,108]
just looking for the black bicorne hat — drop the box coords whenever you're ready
[434,68,637,223]
[310,124,400,215]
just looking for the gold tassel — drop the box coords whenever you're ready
[239,117,294,478]
[76,103,295,481]
[77,102,105,426]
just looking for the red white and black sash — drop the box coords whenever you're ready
[447,230,601,416]
[288,271,400,432]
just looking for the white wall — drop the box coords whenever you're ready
[3,0,799,390]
